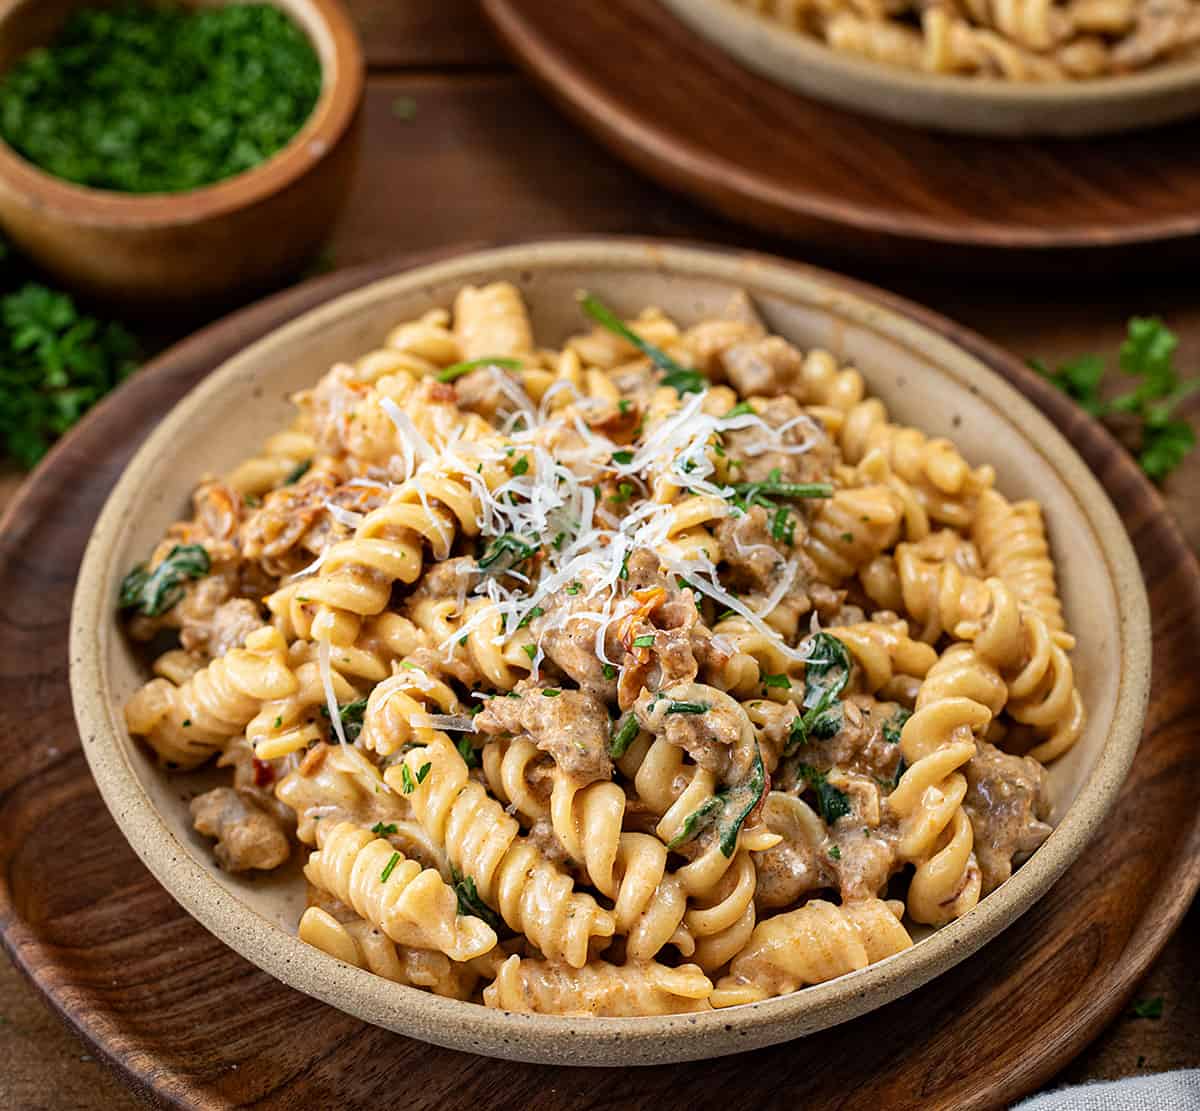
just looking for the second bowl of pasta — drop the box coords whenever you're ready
[657,0,1200,135]
[70,239,1149,1064]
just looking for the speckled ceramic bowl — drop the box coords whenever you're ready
[658,0,1200,137]
[69,240,1150,1065]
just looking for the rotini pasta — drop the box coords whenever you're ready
[728,0,1197,81]
[118,284,1083,1013]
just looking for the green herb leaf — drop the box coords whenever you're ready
[1130,996,1164,1020]
[666,700,709,714]
[283,459,312,485]
[477,533,538,575]
[380,852,401,882]
[118,544,210,617]
[724,401,755,419]
[371,822,398,836]
[609,714,640,758]
[667,750,766,857]
[415,761,432,785]
[450,869,503,932]
[882,707,912,745]
[436,356,522,383]
[1034,318,1198,481]
[399,765,416,794]
[795,763,852,824]
[578,293,707,395]
[602,663,618,680]
[762,673,791,690]
[632,634,656,648]
[456,735,479,768]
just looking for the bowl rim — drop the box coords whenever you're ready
[0,0,364,227]
[657,0,1200,108]
[68,239,1151,1064]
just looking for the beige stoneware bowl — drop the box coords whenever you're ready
[70,240,1150,1065]
[658,0,1200,136]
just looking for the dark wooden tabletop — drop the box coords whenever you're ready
[1,2,1197,1107]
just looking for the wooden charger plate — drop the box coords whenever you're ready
[1,245,1198,1109]
[481,0,1200,271]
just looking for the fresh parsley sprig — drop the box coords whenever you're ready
[0,254,139,469]
[1033,317,1198,482]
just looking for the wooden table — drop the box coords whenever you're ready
[1,2,1197,1106]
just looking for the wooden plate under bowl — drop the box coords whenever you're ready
[659,0,1200,137]
[0,242,1195,1106]
[68,239,1149,1067]
[482,0,1200,269]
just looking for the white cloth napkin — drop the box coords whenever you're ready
[1014,1070,1200,1110]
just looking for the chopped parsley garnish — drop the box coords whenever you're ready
[522,643,537,660]
[451,868,502,931]
[829,844,842,860]
[785,632,852,754]
[511,455,530,476]
[283,459,312,485]
[619,553,630,581]
[415,761,431,785]
[542,688,561,697]
[609,714,640,758]
[795,763,852,824]
[516,606,544,629]
[457,736,479,768]
[477,533,538,574]
[883,707,912,745]
[371,822,398,836]
[724,401,755,419]
[666,700,709,714]
[318,697,367,744]
[610,481,635,503]
[762,673,791,690]
[436,356,522,383]
[602,663,618,680]
[399,765,416,794]
[380,852,401,883]
[118,544,210,617]
[632,634,656,648]
[612,449,634,465]
[566,581,582,595]
[578,292,707,395]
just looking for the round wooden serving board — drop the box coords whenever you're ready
[482,0,1200,272]
[1,246,1198,1110]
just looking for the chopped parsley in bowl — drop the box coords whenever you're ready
[0,2,323,194]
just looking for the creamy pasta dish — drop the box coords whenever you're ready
[119,283,1083,1017]
[732,0,1200,80]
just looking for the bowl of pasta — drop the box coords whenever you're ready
[70,239,1149,1064]
[657,0,1200,135]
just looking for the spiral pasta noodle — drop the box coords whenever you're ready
[119,284,1084,1014]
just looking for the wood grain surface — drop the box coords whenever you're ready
[0,2,1198,1108]
[0,245,1196,1110]
[483,0,1200,270]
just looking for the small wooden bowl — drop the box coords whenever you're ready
[0,0,363,310]
[69,240,1150,1065]
[658,0,1200,137]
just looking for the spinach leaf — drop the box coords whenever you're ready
[667,750,766,858]
[118,544,210,617]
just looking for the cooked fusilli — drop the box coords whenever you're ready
[118,284,1081,1014]
[729,0,1200,80]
